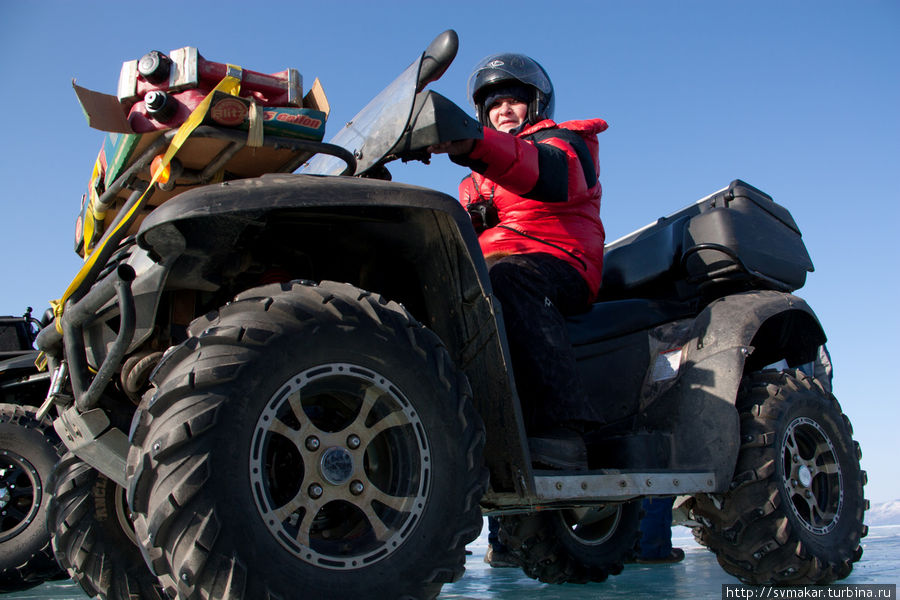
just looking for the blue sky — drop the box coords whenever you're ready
[1,1,898,502]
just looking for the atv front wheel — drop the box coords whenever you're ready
[499,501,640,584]
[47,453,165,599]
[0,404,65,592]
[692,369,866,584]
[127,280,487,600]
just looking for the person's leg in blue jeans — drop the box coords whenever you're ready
[484,516,517,568]
[637,497,684,563]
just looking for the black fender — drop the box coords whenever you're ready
[136,173,531,495]
[648,290,826,490]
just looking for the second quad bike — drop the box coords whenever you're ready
[33,30,866,599]
[0,310,66,592]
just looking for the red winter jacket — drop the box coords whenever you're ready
[456,118,608,296]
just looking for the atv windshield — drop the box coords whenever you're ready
[301,58,420,177]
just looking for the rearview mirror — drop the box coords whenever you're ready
[416,30,458,92]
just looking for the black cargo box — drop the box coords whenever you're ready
[0,316,34,357]
[600,180,814,301]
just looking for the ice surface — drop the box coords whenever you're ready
[8,523,899,599]
[441,523,900,599]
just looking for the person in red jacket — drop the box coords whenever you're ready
[431,53,608,470]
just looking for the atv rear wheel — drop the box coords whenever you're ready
[692,369,866,584]
[499,501,640,584]
[127,280,487,600]
[47,453,165,600]
[0,404,65,592]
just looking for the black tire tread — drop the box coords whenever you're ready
[47,453,165,600]
[0,403,65,591]
[691,369,866,585]
[498,504,641,585]
[127,280,487,600]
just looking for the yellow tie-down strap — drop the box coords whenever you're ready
[51,66,244,334]
[82,153,107,254]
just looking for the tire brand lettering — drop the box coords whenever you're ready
[93,478,109,521]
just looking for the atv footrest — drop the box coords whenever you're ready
[55,405,129,487]
[533,470,717,501]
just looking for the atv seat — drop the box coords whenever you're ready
[599,216,690,300]
[566,299,694,346]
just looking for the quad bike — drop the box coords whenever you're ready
[0,309,66,592]
[32,30,866,599]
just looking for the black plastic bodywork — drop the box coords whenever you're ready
[126,175,826,504]
[600,180,814,302]
[564,180,824,489]
[392,91,483,159]
[0,316,37,358]
[137,174,535,495]
[0,350,51,408]
[0,317,50,408]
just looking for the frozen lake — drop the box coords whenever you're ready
[7,523,898,599]
[441,523,900,599]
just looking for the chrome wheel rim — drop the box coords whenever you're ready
[250,363,430,569]
[781,416,843,535]
[559,505,623,546]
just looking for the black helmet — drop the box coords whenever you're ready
[467,53,554,127]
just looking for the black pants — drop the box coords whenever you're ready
[489,253,604,432]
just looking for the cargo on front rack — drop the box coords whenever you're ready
[71,47,332,256]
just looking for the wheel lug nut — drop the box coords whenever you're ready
[347,434,361,450]
[350,480,364,495]
[309,483,323,499]
[792,454,799,463]
[305,436,320,451]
